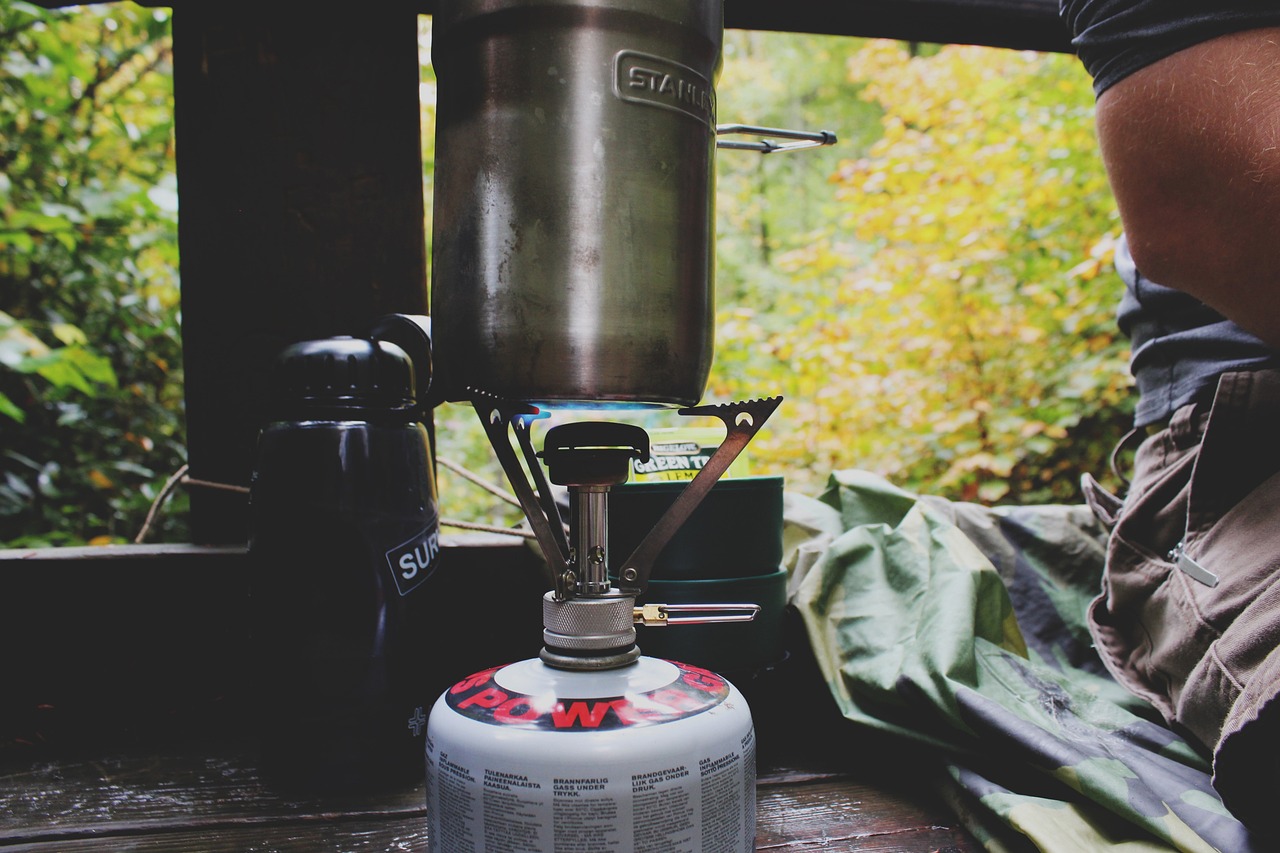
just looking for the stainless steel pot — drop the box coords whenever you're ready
[430,0,724,409]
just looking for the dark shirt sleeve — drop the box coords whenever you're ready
[1114,237,1280,427]
[1060,1,1280,95]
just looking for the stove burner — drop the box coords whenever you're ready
[471,390,780,669]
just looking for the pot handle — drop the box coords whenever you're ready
[368,313,440,416]
[715,124,837,153]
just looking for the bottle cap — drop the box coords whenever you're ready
[270,336,416,420]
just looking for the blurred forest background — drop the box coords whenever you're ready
[1,3,1128,547]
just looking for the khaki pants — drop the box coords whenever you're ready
[1085,368,1280,828]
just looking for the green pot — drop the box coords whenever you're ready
[608,475,784,580]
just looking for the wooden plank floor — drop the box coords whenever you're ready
[0,675,978,851]
[0,651,978,852]
[0,741,976,851]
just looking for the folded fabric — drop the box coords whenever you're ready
[787,470,1265,852]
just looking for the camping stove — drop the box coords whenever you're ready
[422,394,780,853]
[471,393,781,669]
[422,1,832,847]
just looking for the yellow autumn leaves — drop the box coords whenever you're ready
[709,40,1129,504]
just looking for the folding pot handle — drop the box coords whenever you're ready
[715,124,837,153]
[368,313,438,414]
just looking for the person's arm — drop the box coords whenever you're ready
[1095,27,1280,348]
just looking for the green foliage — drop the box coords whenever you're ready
[709,38,1130,505]
[432,32,1131,525]
[3,16,1131,543]
[0,2,184,546]
[714,32,882,297]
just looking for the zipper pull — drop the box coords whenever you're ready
[1169,541,1219,588]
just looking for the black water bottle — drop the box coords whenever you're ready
[248,315,440,792]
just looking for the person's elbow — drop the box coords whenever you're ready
[1095,29,1280,347]
[1118,188,1280,347]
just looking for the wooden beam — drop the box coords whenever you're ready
[416,0,1072,53]
[0,538,547,744]
[59,1,1073,53]
[722,0,1071,53]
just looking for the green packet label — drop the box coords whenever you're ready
[630,428,750,482]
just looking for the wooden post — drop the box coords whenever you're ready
[172,7,429,543]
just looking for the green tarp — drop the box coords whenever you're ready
[786,470,1264,852]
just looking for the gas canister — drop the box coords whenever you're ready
[425,655,756,852]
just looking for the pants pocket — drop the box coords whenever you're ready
[1090,369,1280,742]
[1177,467,1280,747]
[1088,423,1199,723]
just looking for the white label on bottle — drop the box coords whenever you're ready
[553,775,619,851]
[632,765,696,851]
[384,525,439,596]
[429,750,480,852]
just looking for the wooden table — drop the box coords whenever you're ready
[0,661,977,852]
[0,743,973,851]
[1,720,976,850]
[0,543,977,851]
